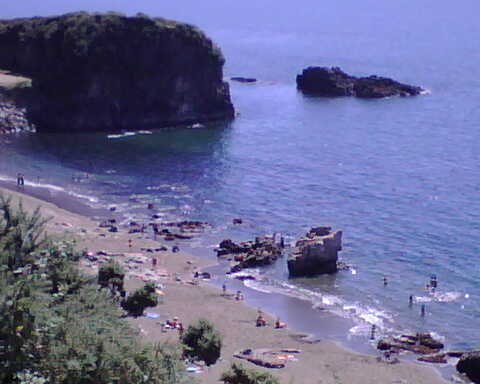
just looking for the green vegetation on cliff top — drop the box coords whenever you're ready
[0,11,224,68]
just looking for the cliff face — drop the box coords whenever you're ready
[0,12,234,132]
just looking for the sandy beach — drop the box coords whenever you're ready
[0,185,447,384]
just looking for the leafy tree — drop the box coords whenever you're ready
[98,260,124,295]
[221,363,280,384]
[181,319,222,366]
[0,195,49,271]
[0,280,37,383]
[0,194,191,384]
[121,283,158,317]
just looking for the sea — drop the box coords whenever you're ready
[2,0,480,355]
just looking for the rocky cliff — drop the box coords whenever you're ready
[0,12,234,132]
[296,67,423,98]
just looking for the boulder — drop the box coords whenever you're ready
[296,66,423,98]
[0,12,234,132]
[287,227,342,277]
[418,354,447,364]
[457,351,480,383]
[215,236,282,272]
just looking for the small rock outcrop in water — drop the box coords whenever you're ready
[230,77,257,83]
[457,351,480,383]
[296,67,423,98]
[0,12,234,132]
[287,227,342,277]
[216,236,283,273]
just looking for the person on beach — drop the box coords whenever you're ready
[152,257,157,268]
[16,173,24,186]
[275,317,286,329]
[235,290,244,301]
[370,324,376,340]
[256,311,267,327]
[409,295,413,308]
[222,283,226,296]
[178,322,184,338]
[383,276,388,286]
[421,304,426,317]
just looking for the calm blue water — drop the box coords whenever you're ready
[1,0,480,350]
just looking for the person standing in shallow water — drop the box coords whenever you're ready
[17,173,25,186]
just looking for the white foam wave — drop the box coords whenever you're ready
[243,279,272,294]
[0,174,99,203]
[433,291,463,303]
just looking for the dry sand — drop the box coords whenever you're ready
[0,186,447,384]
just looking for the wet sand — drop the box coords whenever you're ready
[0,185,447,384]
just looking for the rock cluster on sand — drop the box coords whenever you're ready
[216,236,283,273]
[287,227,342,277]
[0,12,234,132]
[296,67,423,98]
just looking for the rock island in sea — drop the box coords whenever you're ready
[0,12,235,132]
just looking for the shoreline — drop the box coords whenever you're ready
[0,182,450,383]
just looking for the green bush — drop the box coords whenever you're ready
[221,363,280,384]
[121,283,158,316]
[0,194,190,384]
[181,319,222,366]
[98,260,124,294]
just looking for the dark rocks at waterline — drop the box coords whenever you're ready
[230,77,257,83]
[377,333,445,355]
[0,97,35,134]
[457,351,480,383]
[296,67,424,98]
[287,227,342,277]
[216,236,283,272]
[0,12,234,133]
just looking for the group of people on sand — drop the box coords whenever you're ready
[163,316,184,337]
[221,283,245,301]
[255,309,286,329]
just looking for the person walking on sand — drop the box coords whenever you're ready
[222,283,226,296]
[409,295,413,308]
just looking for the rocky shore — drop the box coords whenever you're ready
[0,185,448,384]
[0,12,234,132]
[0,95,35,134]
[296,66,424,98]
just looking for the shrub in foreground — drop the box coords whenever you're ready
[181,319,222,366]
[221,363,280,384]
[121,282,158,316]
